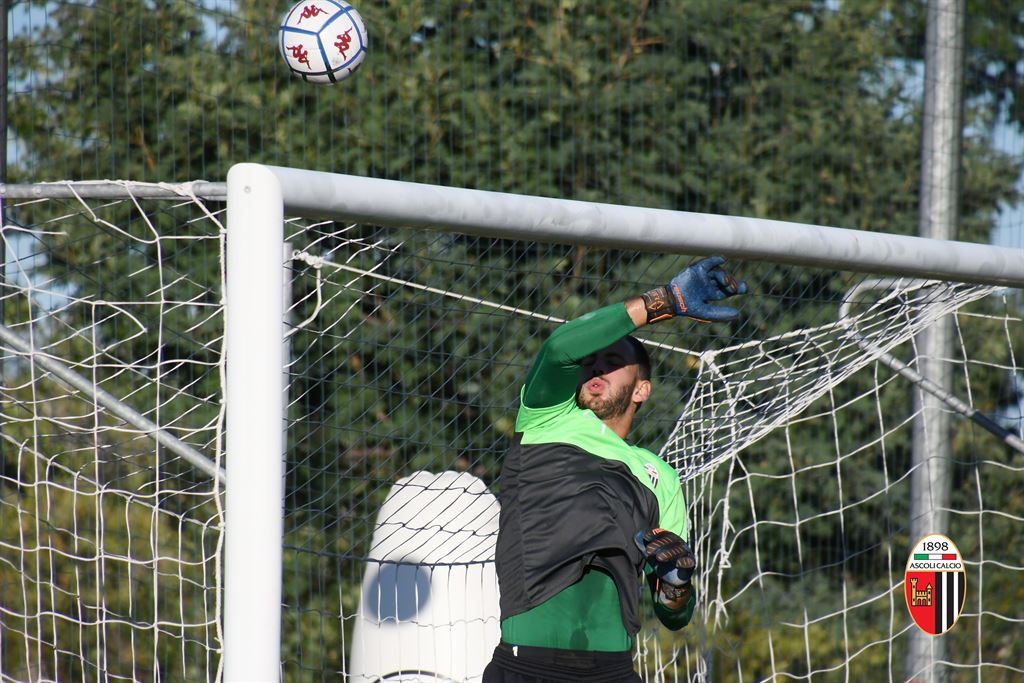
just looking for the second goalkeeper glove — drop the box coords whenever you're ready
[634,528,696,586]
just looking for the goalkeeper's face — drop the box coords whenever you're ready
[577,339,652,421]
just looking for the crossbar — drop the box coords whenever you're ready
[264,165,1024,287]
[4,169,1023,286]
[0,181,227,200]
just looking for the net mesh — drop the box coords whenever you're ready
[669,285,1024,681]
[0,186,225,682]
[1,185,1022,681]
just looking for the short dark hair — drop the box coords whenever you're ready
[623,335,651,381]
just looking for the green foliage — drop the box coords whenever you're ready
[5,0,1024,678]
[0,386,220,680]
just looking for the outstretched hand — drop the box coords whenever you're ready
[667,256,746,323]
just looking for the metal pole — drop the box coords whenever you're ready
[0,322,225,481]
[224,163,286,682]
[282,241,291,483]
[0,181,228,200]
[259,165,1024,287]
[3,173,1024,285]
[840,279,1024,455]
[1,0,7,186]
[907,1,965,681]
[1,0,10,470]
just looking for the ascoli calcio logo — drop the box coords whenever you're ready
[904,533,966,636]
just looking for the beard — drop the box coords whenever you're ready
[578,380,636,420]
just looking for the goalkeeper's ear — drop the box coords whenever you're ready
[631,378,651,406]
[622,334,652,410]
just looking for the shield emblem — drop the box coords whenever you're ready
[905,533,966,635]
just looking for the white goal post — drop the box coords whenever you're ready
[222,162,1024,682]
[2,167,1022,681]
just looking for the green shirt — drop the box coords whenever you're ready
[496,303,693,651]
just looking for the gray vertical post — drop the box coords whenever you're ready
[282,242,292,477]
[907,1,965,681]
[1,0,7,186]
[1,0,8,466]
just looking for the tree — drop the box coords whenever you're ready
[5,0,1023,678]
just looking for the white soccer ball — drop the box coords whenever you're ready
[279,1,368,85]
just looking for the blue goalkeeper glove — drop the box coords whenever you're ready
[641,256,746,323]
[635,528,696,587]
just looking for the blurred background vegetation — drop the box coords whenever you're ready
[2,0,1023,680]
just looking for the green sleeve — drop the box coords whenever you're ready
[522,303,637,409]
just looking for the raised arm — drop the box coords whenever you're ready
[522,256,747,409]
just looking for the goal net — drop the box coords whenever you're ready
[1,177,1021,682]
[0,184,225,681]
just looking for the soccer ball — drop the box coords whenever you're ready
[279,1,368,84]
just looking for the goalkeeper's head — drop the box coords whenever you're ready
[577,336,652,427]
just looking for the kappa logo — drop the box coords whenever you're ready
[904,533,966,636]
[644,463,659,488]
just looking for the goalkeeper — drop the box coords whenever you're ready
[484,256,745,682]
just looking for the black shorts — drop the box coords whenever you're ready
[482,641,641,683]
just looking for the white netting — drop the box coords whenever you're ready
[1,183,1021,681]
[665,280,999,477]
[0,184,225,682]
[655,285,1024,681]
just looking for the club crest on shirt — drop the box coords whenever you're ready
[644,463,659,488]
[904,533,966,636]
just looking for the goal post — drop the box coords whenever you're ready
[223,165,287,682]
[222,162,1024,681]
[1,170,1022,682]
[234,164,1024,287]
